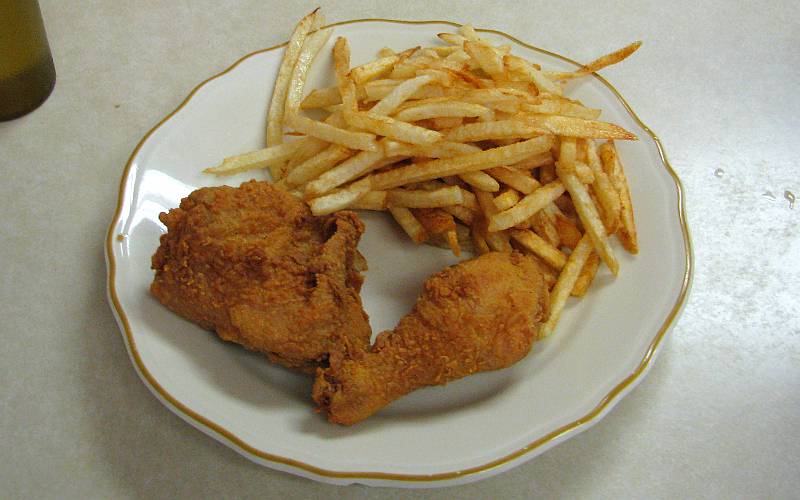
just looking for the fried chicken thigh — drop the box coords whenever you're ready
[150,180,371,373]
[313,251,550,425]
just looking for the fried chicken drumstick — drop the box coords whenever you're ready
[313,251,550,425]
[150,180,371,373]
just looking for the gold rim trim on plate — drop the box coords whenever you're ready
[105,18,694,483]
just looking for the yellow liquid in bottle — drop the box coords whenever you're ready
[0,0,56,121]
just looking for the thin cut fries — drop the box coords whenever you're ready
[571,253,600,297]
[349,190,388,210]
[307,176,371,215]
[585,140,621,233]
[459,171,501,192]
[350,54,401,84]
[493,188,521,212]
[547,41,642,81]
[504,54,562,96]
[371,136,555,190]
[414,208,461,256]
[488,180,565,231]
[204,10,642,337]
[333,37,357,113]
[557,164,619,275]
[445,120,543,143]
[519,114,636,140]
[285,27,332,114]
[286,144,352,186]
[475,191,513,252]
[393,102,493,122]
[388,185,464,208]
[486,166,540,194]
[370,74,435,115]
[304,147,385,196]
[599,141,638,253]
[266,9,322,147]
[204,141,303,175]
[540,234,594,338]
[287,113,379,151]
[509,229,567,270]
[344,111,443,145]
[389,206,428,243]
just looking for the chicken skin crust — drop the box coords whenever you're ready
[150,180,371,373]
[313,251,550,425]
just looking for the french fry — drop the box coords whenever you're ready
[430,45,460,56]
[521,99,601,120]
[475,191,513,252]
[471,225,492,254]
[204,141,303,176]
[413,208,460,256]
[282,136,329,177]
[307,176,372,215]
[285,27,333,114]
[540,233,594,337]
[486,166,541,194]
[571,253,600,297]
[445,120,544,142]
[438,32,468,46]
[333,37,358,113]
[571,161,594,184]
[350,54,401,84]
[389,206,428,243]
[585,140,621,233]
[503,54,562,96]
[301,86,344,109]
[493,188,521,212]
[547,41,642,81]
[364,82,444,102]
[488,180,565,231]
[464,40,505,80]
[509,228,567,270]
[556,164,619,275]
[432,116,464,129]
[286,144,352,187]
[531,210,560,248]
[518,114,636,140]
[344,111,443,145]
[383,139,480,159]
[371,136,555,190]
[369,74,435,115]
[393,101,493,122]
[304,147,386,196]
[599,141,638,253]
[559,137,577,166]
[459,24,480,41]
[458,171,501,192]
[286,113,379,151]
[442,204,476,225]
[266,8,323,146]
[388,185,464,208]
[349,190,388,210]
[509,152,554,170]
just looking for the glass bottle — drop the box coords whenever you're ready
[0,0,56,121]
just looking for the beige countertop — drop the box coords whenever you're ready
[2,1,798,498]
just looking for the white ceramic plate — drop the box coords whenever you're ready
[106,19,692,488]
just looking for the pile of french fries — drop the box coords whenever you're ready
[205,9,640,337]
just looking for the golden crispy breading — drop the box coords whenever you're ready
[150,180,371,373]
[313,251,550,424]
